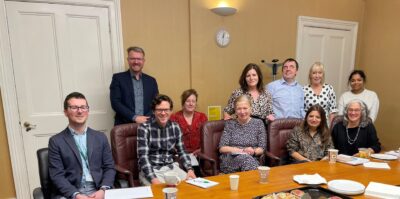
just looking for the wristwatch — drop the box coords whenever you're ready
[100,186,110,191]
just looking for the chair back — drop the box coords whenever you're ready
[330,115,344,132]
[111,123,140,187]
[267,118,303,166]
[199,120,225,176]
[37,148,51,199]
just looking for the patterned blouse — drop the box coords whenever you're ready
[286,126,334,161]
[303,84,338,119]
[170,111,208,153]
[224,88,274,120]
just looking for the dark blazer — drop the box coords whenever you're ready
[110,70,159,125]
[48,128,115,198]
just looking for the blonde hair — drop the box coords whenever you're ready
[234,95,252,111]
[308,62,325,84]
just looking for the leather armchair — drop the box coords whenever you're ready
[265,118,303,167]
[330,115,344,132]
[33,148,51,199]
[110,123,140,187]
[197,120,225,176]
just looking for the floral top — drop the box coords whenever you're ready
[303,84,338,120]
[224,88,274,120]
[286,126,334,161]
[170,111,208,153]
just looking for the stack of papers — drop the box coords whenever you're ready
[363,162,391,169]
[365,182,400,199]
[105,186,153,199]
[186,178,219,188]
[337,154,369,165]
[293,173,327,184]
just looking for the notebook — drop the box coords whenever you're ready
[186,178,219,188]
[337,154,369,165]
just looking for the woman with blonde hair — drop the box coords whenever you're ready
[219,95,266,173]
[303,62,338,123]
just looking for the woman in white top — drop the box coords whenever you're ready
[303,62,338,124]
[338,70,379,122]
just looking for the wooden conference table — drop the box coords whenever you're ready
[150,159,400,198]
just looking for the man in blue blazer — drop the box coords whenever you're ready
[49,92,115,199]
[110,46,159,125]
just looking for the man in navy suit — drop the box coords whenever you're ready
[48,92,115,199]
[110,46,159,125]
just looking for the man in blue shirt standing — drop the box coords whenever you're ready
[266,58,305,119]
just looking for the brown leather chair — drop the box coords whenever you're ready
[110,123,140,187]
[330,115,344,132]
[197,120,225,176]
[265,118,303,167]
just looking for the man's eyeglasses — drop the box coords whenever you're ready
[68,106,89,112]
[128,58,144,61]
[155,109,171,113]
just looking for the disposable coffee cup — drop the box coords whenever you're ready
[328,149,339,163]
[257,166,270,184]
[229,175,239,191]
[163,187,178,199]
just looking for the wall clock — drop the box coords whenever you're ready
[215,29,230,47]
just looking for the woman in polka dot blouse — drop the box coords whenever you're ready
[303,62,338,124]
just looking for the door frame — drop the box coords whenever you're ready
[296,15,358,74]
[0,0,124,198]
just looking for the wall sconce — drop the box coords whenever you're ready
[211,3,237,16]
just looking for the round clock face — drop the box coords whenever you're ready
[216,29,230,47]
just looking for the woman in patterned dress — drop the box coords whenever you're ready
[303,62,338,124]
[219,95,266,173]
[286,104,333,163]
[223,63,274,123]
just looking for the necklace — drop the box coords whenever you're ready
[346,126,361,145]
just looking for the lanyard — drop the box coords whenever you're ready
[74,136,90,169]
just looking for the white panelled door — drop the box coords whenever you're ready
[296,16,358,97]
[6,1,115,195]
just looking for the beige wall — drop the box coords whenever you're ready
[359,0,400,149]
[189,0,365,114]
[0,92,16,198]
[120,0,191,106]
[2,0,400,197]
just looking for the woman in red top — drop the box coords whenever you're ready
[170,89,208,155]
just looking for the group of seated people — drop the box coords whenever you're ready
[46,46,381,199]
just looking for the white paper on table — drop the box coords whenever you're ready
[189,153,199,166]
[105,186,153,199]
[363,162,391,169]
[186,177,219,188]
[293,173,327,184]
[365,181,400,199]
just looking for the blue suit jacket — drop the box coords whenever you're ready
[48,128,115,198]
[110,70,159,125]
